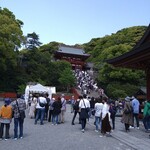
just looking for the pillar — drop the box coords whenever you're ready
[146,68,150,100]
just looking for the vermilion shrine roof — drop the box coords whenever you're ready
[55,45,90,58]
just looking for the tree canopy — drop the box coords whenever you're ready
[83,26,147,98]
[0,7,147,98]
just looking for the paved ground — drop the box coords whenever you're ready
[0,101,149,150]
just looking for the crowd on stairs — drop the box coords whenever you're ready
[73,69,105,98]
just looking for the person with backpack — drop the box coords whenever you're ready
[71,96,81,125]
[121,96,133,132]
[34,93,47,125]
[11,94,26,139]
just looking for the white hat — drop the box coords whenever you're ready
[125,96,130,101]
[131,96,135,99]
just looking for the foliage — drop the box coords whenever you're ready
[0,7,147,97]
[0,8,23,91]
[25,32,42,50]
[84,26,147,98]
[59,68,76,92]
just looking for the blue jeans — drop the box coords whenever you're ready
[14,118,24,138]
[95,116,101,130]
[143,115,150,130]
[52,115,58,124]
[35,108,45,124]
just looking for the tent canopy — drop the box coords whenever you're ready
[29,84,49,93]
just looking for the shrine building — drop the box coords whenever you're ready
[54,45,90,70]
[107,24,150,99]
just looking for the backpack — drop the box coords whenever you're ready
[73,101,79,110]
[38,98,45,107]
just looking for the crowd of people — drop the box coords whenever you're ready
[28,93,67,125]
[0,91,150,140]
[74,69,104,97]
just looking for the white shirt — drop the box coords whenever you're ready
[36,96,47,109]
[102,102,110,119]
[94,103,103,117]
[79,98,90,108]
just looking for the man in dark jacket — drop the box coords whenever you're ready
[71,97,81,125]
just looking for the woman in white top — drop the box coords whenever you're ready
[79,94,90,133]
[94,98,103,132]
[101,97,111,136]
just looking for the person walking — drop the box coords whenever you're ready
[11,94,26,139]
[121,96,133,132]
[94,98,103,132]
[60,94,66,123]
[52,97,62,125]
[143,99,150,132]
[34,93,47,125]
[48,98,55,122]
[79,94,90,133]
[109,101,117,130]
[71,96,81,125]
[45,94,50,120]
[100,97,111,137]
[70,96,75,113]
[0,98,12,140]
[131,96,140,129]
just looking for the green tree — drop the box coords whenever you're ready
[84,26,147,98]
[26,32,42,50]
[0,8,23,91]
[59,68,75,92]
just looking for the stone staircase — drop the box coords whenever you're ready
[75,88,107,98]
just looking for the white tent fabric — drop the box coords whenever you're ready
[29,84,49,93]
[24,84,54,104]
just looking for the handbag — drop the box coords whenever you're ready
[83,99,90,117]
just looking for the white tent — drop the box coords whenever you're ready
[29,84,49,93]
[24,84,55,104]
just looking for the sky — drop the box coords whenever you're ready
[0,0,150,45]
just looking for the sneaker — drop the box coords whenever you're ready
[20,137,23,139]
[95,130,98,132]
[136,127,140,129]
[129,126,134,129]
[13,138,18,140]
[81,129,85,133]
[99,135,103,137]
[4,138,8,141]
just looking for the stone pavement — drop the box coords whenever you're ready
[88,114,150,150]
[0,101,149,150]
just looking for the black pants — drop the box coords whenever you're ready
[81,118,86,129]
[111,115,115,130]
[48,110,53,122]
[125,123,130,131]
[0,123,10,139]
[133,113,139,127]
[72,111,81,124]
